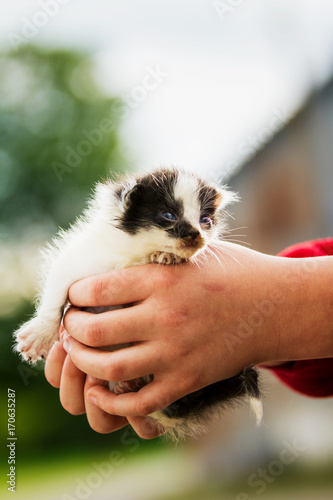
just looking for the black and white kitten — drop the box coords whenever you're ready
[14,167,262,439]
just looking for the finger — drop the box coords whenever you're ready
[85,378,128,434]
[86,377,185,417]
[68,266,156,308]
[127,416,166,440]
[59,355,86,415]
[44,341,67,388]
[64,304,152,347]
[63,336,160,382]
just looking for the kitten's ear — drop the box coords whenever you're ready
[118,180,140,211]
[215,187,239,210]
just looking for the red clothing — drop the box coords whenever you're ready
[265,238,333,398]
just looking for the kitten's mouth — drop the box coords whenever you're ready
[177,236,205,258]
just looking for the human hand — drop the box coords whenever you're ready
[44,330,164,438]
[60,241,297,421]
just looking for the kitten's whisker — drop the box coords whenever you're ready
[221,234,249,241]
[208,242,244,268]
[192,255,203,269]
[205,245,225,267]
[225,226,248,233]
[222,233,247,238]
[198,251,208,263]
[222,210,235,221]
[220,248,244,268]
[223,238,252,247]
[210,250,224,266]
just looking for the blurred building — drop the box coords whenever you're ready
[191,74,333,494]
[228,76,333,255]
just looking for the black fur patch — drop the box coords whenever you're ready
[116,169,181,234]
[197,182,222,221]
[115,169,221,237]
[162,367,260,419]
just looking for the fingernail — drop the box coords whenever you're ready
[60,328,70,342]
[88,394,97,405]
[63,339,71,353]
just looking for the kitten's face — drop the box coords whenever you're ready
[115,168,234,260]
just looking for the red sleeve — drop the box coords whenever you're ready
[264,238,333,398]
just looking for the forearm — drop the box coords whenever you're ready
[259,255,333,365]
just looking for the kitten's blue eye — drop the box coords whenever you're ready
[200,216,212,225]
[161,212,176,221]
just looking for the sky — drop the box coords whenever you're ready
[1,0,333,179]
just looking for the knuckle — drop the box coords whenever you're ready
[177,338,192,358]
[85,317,103,346]
[162,337,191,362]
[90,277,110,303]
[175,366,202,395]
[135,397,156,416]
[159,307,189,329]
[106,358,125,382]
[173,309,190,327]
[156,386,173,410]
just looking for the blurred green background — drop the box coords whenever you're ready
[1,2,333,500]
[0,41,145,478]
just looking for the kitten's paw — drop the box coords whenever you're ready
[150,251,183,265]
[14,317,59,363]
[112,379,144,395]
[109,376,152,395]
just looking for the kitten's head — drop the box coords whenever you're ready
[106,168,237,260]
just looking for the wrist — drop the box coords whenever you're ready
[257,255,333,365]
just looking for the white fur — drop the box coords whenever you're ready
[174,172,201,230]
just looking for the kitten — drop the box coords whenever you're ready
[13,167,262,439]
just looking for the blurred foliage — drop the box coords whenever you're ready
[0,45,127,238]
[0,45,148,460]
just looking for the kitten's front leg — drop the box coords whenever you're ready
[14,269,71,363]
[14,311,63,363]
[150,251,183,265]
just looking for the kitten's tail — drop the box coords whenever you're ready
[241,367,263,426]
